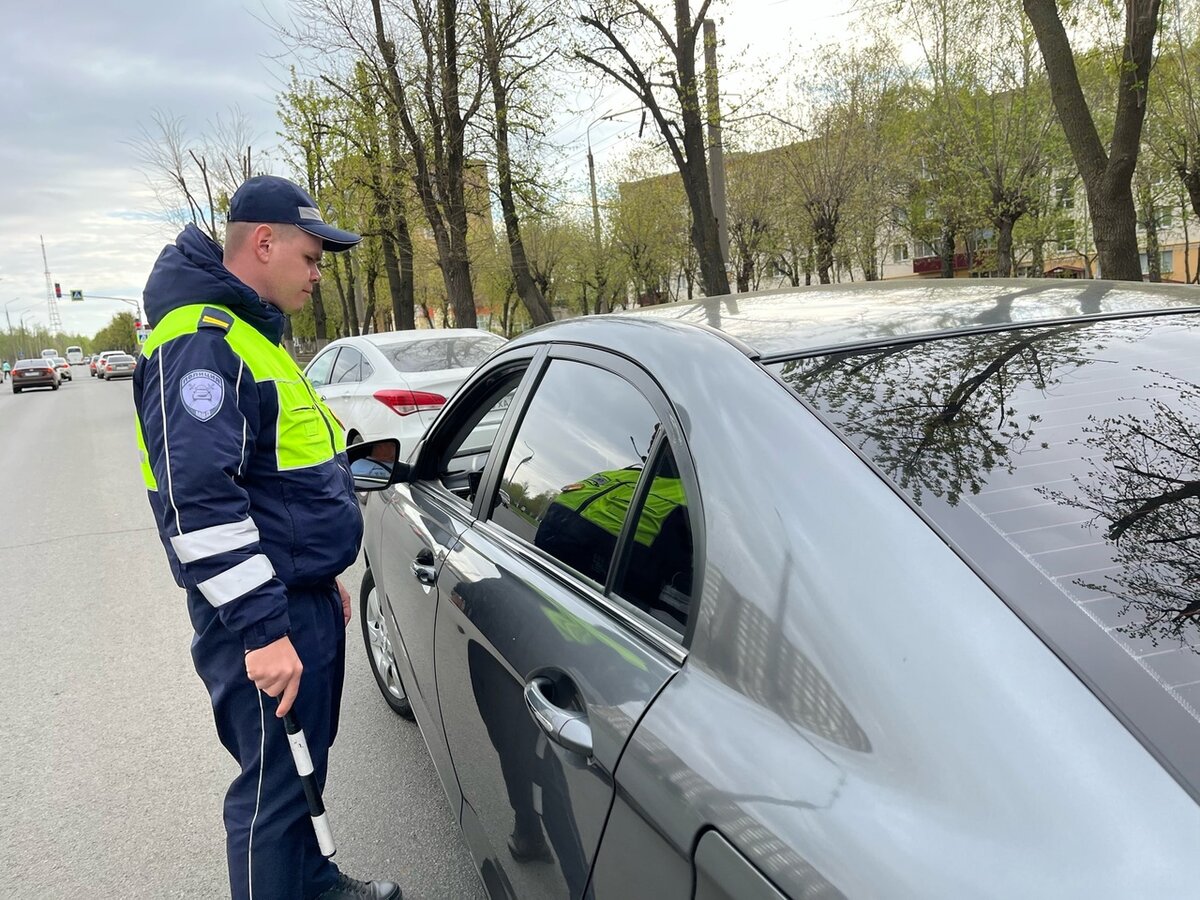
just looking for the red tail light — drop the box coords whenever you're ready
[374,389,446,416]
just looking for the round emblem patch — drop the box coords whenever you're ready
[180,369,225,421]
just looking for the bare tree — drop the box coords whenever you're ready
[476,0,556,324]
[576,0,730,296]
[371,0,485,328]
[132,107,260,242]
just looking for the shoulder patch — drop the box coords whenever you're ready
[197,307,234,332]
[180,369,225,421]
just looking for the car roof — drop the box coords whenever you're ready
[332,328,501,348]
[528,279,1200,359]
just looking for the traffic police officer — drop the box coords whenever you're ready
[133,176,401,900]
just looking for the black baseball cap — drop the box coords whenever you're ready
[227,175,362,252]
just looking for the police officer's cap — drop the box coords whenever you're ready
[228,175,362,252]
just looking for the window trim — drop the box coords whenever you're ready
[330,346,363,384]
[306,347,341,387]
[474,343,706,650]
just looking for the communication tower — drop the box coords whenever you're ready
[41,234,63,333]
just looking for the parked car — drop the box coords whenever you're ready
[351,280,1200,900]
[49,357,72,381]
[10,358,59,393]
[93,350,124,379]
[303,329,505,456]
[101,353,136,380]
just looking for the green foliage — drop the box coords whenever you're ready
[92,312,140,355]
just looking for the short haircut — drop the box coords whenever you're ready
[223,222,302,262]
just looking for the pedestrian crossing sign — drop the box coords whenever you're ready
[70,289,83,302]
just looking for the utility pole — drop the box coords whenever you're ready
[703,19,730,280]
[41,235,64,333]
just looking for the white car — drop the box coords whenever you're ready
[303,328,506,457]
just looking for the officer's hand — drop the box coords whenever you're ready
[245,636,303,717]
[337,578,351,626]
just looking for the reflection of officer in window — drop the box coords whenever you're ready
[534,446,692,631]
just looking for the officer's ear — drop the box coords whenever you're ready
[250,224,277,263]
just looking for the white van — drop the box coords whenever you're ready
[65,345,84,365]
[41,348,60,361]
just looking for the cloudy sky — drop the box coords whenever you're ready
[0,0,852,338]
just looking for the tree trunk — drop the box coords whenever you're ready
[940,225,956,279]
[371,0,477,329]
[1023,0,1160,281]
[1031,237,1045,277]
[392,211,415,330]
[995,217,1016,277]
[479,0,553,326]
[1139,180,1160,282]
[1088,182,1142,280]
[813,209,837,284]
[311,282,329,346]
[1176,161,1200,220]
[362,261,379,333]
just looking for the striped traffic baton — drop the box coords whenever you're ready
[281,709,337,858]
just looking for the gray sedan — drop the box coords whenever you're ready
[352,280,1200,899]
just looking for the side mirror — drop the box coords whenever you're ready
[346,439,410,491]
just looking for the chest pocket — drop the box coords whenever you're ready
[275,378,336,470]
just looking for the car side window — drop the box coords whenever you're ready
[331,347,362,384]
[611,441,694,635]
[489,360,659,589]
[361,358,374,380]
[434,369,524,507]
[306,348,339,387]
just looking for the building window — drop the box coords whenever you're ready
[1157,206,1173,229]
[1139,250,1174,274]
[1056,178,1075,210]
[914,240,936,259]
[1055,227,1075,253]
[892,243,909,264]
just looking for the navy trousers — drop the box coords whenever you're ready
[188,581,346,900]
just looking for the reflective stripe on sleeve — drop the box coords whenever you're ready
[196,555,275,608]
[170,518,260,563]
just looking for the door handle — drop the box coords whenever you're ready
[410,548,437,585]
[523,676,593,757]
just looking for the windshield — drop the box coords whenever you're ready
[769,312,1200,799]
[378,335,504,373]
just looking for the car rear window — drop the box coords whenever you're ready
[378,336,504,373]
[109,355,134,363]
[767,312,1200,799]
[15,359,47,369]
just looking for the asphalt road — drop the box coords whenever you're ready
[0,368,485,899]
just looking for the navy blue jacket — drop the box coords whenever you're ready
[133,225,362,650]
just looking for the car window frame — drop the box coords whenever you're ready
[306,347,341,387]
[330,346,363,384]
[471,343,705,653]
[404,344,547,517]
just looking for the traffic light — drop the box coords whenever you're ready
[54,282,62,298]
[134,319,141,330]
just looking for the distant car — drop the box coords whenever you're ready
[49,357,72,381]
[11,358,59,393]
[65,345,84,365]
[101,353,136,380]
[303,329,506,458]
[93,350,123,379]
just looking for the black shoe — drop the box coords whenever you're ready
[508,831,554,864]
[315,873,402,900]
